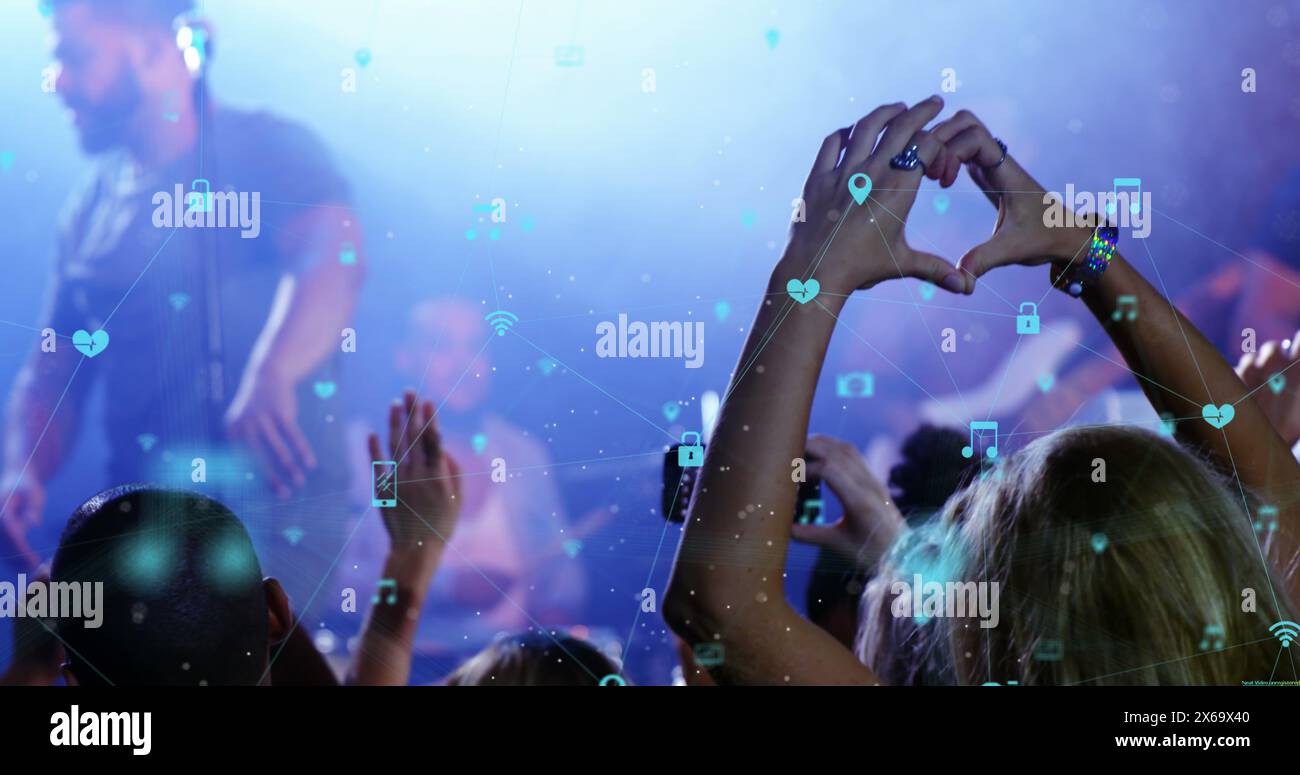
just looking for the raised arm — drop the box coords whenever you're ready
[347,391,462,685]
[664,97,969,685]
[932,111,1300,596]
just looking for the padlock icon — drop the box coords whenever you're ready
[1015,302,1040,335]
[677,432,704,468]
[187,178,213,214]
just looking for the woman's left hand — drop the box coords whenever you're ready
[784,96,971,297]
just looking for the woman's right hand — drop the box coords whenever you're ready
[368,390,462,556]
[927,110,1096,286]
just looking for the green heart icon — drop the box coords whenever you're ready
[72,329,110,358]
[1201,403,1235,429]
[786,278,820,305]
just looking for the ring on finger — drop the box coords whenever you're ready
[983,138,1008,170]
[889,144,926,173]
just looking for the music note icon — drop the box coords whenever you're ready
[1255,504,1279,536]
[1198,624,1224,651]
[465,199,508,241]
[1111,295,1138,321]
[961,421,999,459]
[372,578,397,605]
[797,498,824,525]
[1108,177,1142,218]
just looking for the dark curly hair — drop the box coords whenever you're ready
[888,424,980,524]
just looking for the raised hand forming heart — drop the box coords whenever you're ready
[785,96,970,297]
[783,101,1098,302]
[926,110,1099,291]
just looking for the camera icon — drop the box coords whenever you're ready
[835,372,874,398]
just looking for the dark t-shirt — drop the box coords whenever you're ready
[48,107,350,486]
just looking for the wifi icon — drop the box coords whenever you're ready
[136,433,158,452]
[484,309,517,336]
[1270,620,1299,648]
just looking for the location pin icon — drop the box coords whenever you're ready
[848,173,872,206]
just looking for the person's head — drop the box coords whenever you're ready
[888,424,980,525]
[396,298,493,412]
[48,0,197,153]
[445,631,621,686]
[862,426,1293,685]
[51,485,290,686]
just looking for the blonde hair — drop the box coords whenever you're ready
[861,426,1294,685]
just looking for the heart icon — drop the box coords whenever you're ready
[663,402,681,422]
[313,381,337,399]
[786,278,820,305]
[1090,533,1108,554]
[1201,403,1235,429]
[72,329,110,358]
[918,282,936,301]
[1036,374,1055,393]
[1268,373,1285,394]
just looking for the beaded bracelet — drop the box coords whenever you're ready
[1065,225,1118,297]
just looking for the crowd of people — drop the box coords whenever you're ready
[1,94,1297,686]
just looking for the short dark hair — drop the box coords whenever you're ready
[888,424,981,523]
[446,631,621,686]
[51,485,267,686]
[49,0,195,27]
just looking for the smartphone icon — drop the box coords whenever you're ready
[371,460,397,508]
